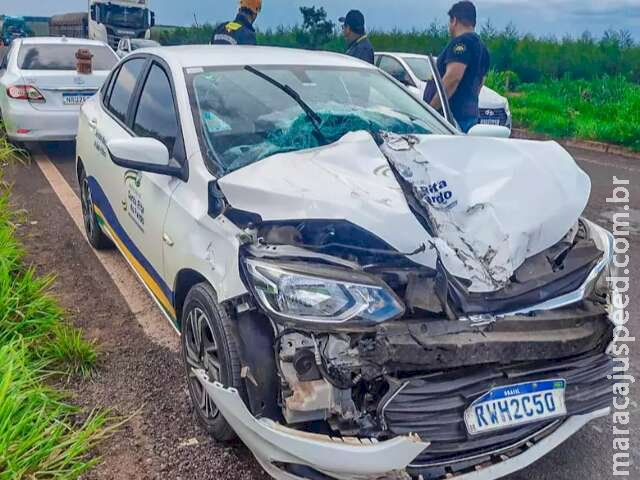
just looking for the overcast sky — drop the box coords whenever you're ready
[3,0,640,38]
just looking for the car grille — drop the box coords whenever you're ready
[480,108,509,126]
[106,34,120,49]
[380,352,613,476]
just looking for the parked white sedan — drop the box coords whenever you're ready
[0,37,118,142]
[76,46,614,480]
[115,38,161,58]
[375,52,512,131]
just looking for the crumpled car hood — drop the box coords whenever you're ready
[218,131,591,292]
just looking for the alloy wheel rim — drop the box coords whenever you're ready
[184,307,221,420]
[81,178,95,237]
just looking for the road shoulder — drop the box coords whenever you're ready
[5,153,265,480]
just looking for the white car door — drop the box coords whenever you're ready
[377,55,418,92]
[0,43,20,118]
[0,45,12,114]
[0,47,9,78]
[421,55,456,128]
[89,55,183,317]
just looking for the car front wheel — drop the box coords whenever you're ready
[181,282,242,442]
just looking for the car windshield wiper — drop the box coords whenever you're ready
[244,65,329,146]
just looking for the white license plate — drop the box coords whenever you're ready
[464,380,567,436]
[63,93,92,105]
[480,119,501,125]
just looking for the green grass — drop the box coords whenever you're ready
[0,343,109,479]
[0,126,111,478]
[487,75,640,151]
[153,22,640,82]
[43,326,98,378]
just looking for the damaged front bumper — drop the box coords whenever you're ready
[195,370,609,480]
[193,370,429,479]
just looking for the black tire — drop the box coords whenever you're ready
[79,167,113,250]
[181,282,242,442]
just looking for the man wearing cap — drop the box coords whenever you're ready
[340,10,375,65]
[211,0,262,45]
[424,1,490,132]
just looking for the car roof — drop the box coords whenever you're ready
[19,36,110,47]
[376,52,429,60]
[141,46,378,70]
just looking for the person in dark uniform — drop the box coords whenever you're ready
[211,0,262,45]
[424,1,490,132]
[340,10,375,64]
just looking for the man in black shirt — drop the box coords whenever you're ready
[424,1,490,132]
[211,0,261,45]
[340,10,375,65]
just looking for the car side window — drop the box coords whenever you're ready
[101,67,117,97]
[0,48,9,73]
[132,63,179,155]
[378,56,412,86]
[107,58,145,124]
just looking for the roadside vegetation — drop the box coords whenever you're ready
[487,73,640,151]
[0,128,110,479]
[153,6,639,150]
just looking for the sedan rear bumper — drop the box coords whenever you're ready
[3,100,80,142]
[196,370,609,480]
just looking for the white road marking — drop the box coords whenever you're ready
[34,151,180,352]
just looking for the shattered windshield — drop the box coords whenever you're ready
[186,66,452,175]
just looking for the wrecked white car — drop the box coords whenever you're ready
[76,46,615,480]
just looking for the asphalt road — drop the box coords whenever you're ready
[7,141,639,480]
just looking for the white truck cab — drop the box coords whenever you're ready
[89,0,155,49]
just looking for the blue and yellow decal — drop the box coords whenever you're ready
[88,177,178,325]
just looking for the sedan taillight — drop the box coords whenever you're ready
[7,85,46,103]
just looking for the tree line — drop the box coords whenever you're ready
[153,6,639,83]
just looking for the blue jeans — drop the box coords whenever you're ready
[457,117,479,133]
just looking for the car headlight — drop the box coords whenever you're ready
[583,220,617,312]
[504,101,511,117]
[243,258,405,326]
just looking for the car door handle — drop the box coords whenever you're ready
[162,233,174,247]
[88,118,98,131]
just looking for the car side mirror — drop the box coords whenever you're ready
[467,124,511,138]
[107,137,184,178]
